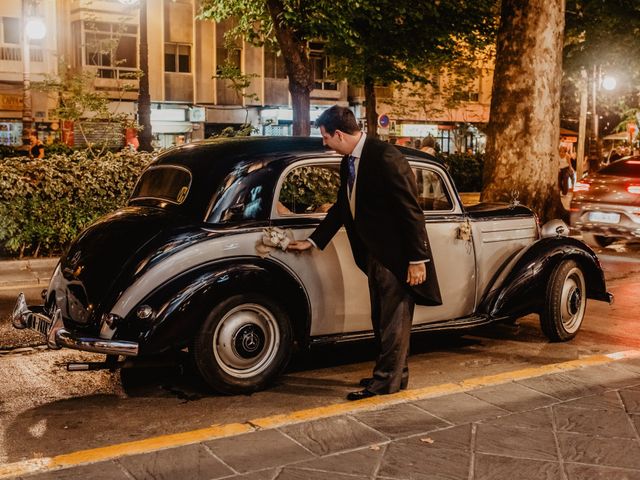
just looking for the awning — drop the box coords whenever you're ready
[152,122,193,134]
[603,132,628,141]
[560,127,578,136]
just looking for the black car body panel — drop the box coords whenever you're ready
[480,236,610,318]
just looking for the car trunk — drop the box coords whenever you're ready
[577,174,640,206]
[46,206,183,331]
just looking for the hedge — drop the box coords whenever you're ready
[442,152,484,192]
[0,150,152,257]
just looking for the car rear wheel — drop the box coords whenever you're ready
[191,293,292,394]
[581,233,616,248]
[540,260,586,342]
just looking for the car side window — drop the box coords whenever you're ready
[278,164,340,215]
[412,167,453,211]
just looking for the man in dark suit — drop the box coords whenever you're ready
[288,106,441,400]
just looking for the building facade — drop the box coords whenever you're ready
[0,0,490,151]
[0,0,58,145]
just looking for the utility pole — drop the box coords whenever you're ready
[137,0,152,152]
[576,68,588,180]
[21,0,32,145]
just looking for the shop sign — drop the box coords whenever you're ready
[189,107,205,122]
[151,109,186,122]
[400,123,438,137]
[0,94,23,111]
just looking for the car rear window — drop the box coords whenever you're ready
[131,165,192,204]
[599,159,640,178]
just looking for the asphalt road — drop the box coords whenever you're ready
[1,244,640,465]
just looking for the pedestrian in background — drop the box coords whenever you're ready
[287,105,441,400]
[420,136,437,156]
[558,146,574,195]
[28,132,45,159]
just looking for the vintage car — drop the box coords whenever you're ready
[13,137,612,394]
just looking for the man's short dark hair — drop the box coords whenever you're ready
[315,106,359,135]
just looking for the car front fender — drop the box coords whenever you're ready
[123,257,311,356]
[479,236,612,319]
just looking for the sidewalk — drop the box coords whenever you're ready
[6,352,640,480]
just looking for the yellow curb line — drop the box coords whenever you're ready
[2,350,639,479]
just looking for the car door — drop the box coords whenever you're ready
[269,159,372,336]
[409,161,477,323]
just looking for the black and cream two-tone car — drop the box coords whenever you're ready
[13,137,612,394]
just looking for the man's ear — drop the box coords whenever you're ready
[334,130,344,142]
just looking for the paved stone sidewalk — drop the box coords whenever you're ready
[17,357,640,480]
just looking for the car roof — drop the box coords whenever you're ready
[136,137,444,222]
[151,136,441,174]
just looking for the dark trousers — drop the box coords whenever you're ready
[366,256,415,394]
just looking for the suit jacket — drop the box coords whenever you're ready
[310,137,442,306]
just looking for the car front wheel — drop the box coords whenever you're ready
[581,233,615,248]
[191,293,292,394]
[540,260,586,342]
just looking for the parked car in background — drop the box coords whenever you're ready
[570,156,640,248]
[13,137,612,394]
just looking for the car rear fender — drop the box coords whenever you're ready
[479,237,611,319]
[126,258,311,355]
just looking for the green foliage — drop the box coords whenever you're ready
[210,124,256,138]
[35,61,141,159]
[443,153,484,193]
[44,141,74,156]
[0,144,23,159]
[0,150,152,257]
[279,166,340,213]
[563,0,640,122]
[328,1,497,88]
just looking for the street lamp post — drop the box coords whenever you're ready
[21,0,46,145]
[576,66,616,177]
[119,0,152,152]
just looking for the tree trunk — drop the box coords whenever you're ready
[138,0,153,152]
[481,0,565,222]
[266,0,313,136]
[364,77,378,138]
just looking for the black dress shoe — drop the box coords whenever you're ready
[346,389,377,401]
[359,377,408,390]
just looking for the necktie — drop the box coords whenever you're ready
[347,155,356,194]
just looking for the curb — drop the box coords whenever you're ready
[0,258,58,289]
[2,350,639,479]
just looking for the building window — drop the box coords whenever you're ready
[80,21,138,79]
[452,91,480,102]
[2,17,20,44]
[264,49,286,79]
[309,42,336,91]
[165,43,191,73]
[215,18,241,74]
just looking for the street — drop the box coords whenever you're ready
[1,244,640,470]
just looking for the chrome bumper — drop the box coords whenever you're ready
[12,293,139,357]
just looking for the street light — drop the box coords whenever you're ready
[602,75,617,92]
[22,0,46,145]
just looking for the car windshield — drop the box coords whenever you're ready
[131,165,192,204]
[599,158,640,178]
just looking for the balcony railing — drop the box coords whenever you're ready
[0,46,44,62]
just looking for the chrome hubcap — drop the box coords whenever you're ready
[560,267,586,333]
[213,303,280,378]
